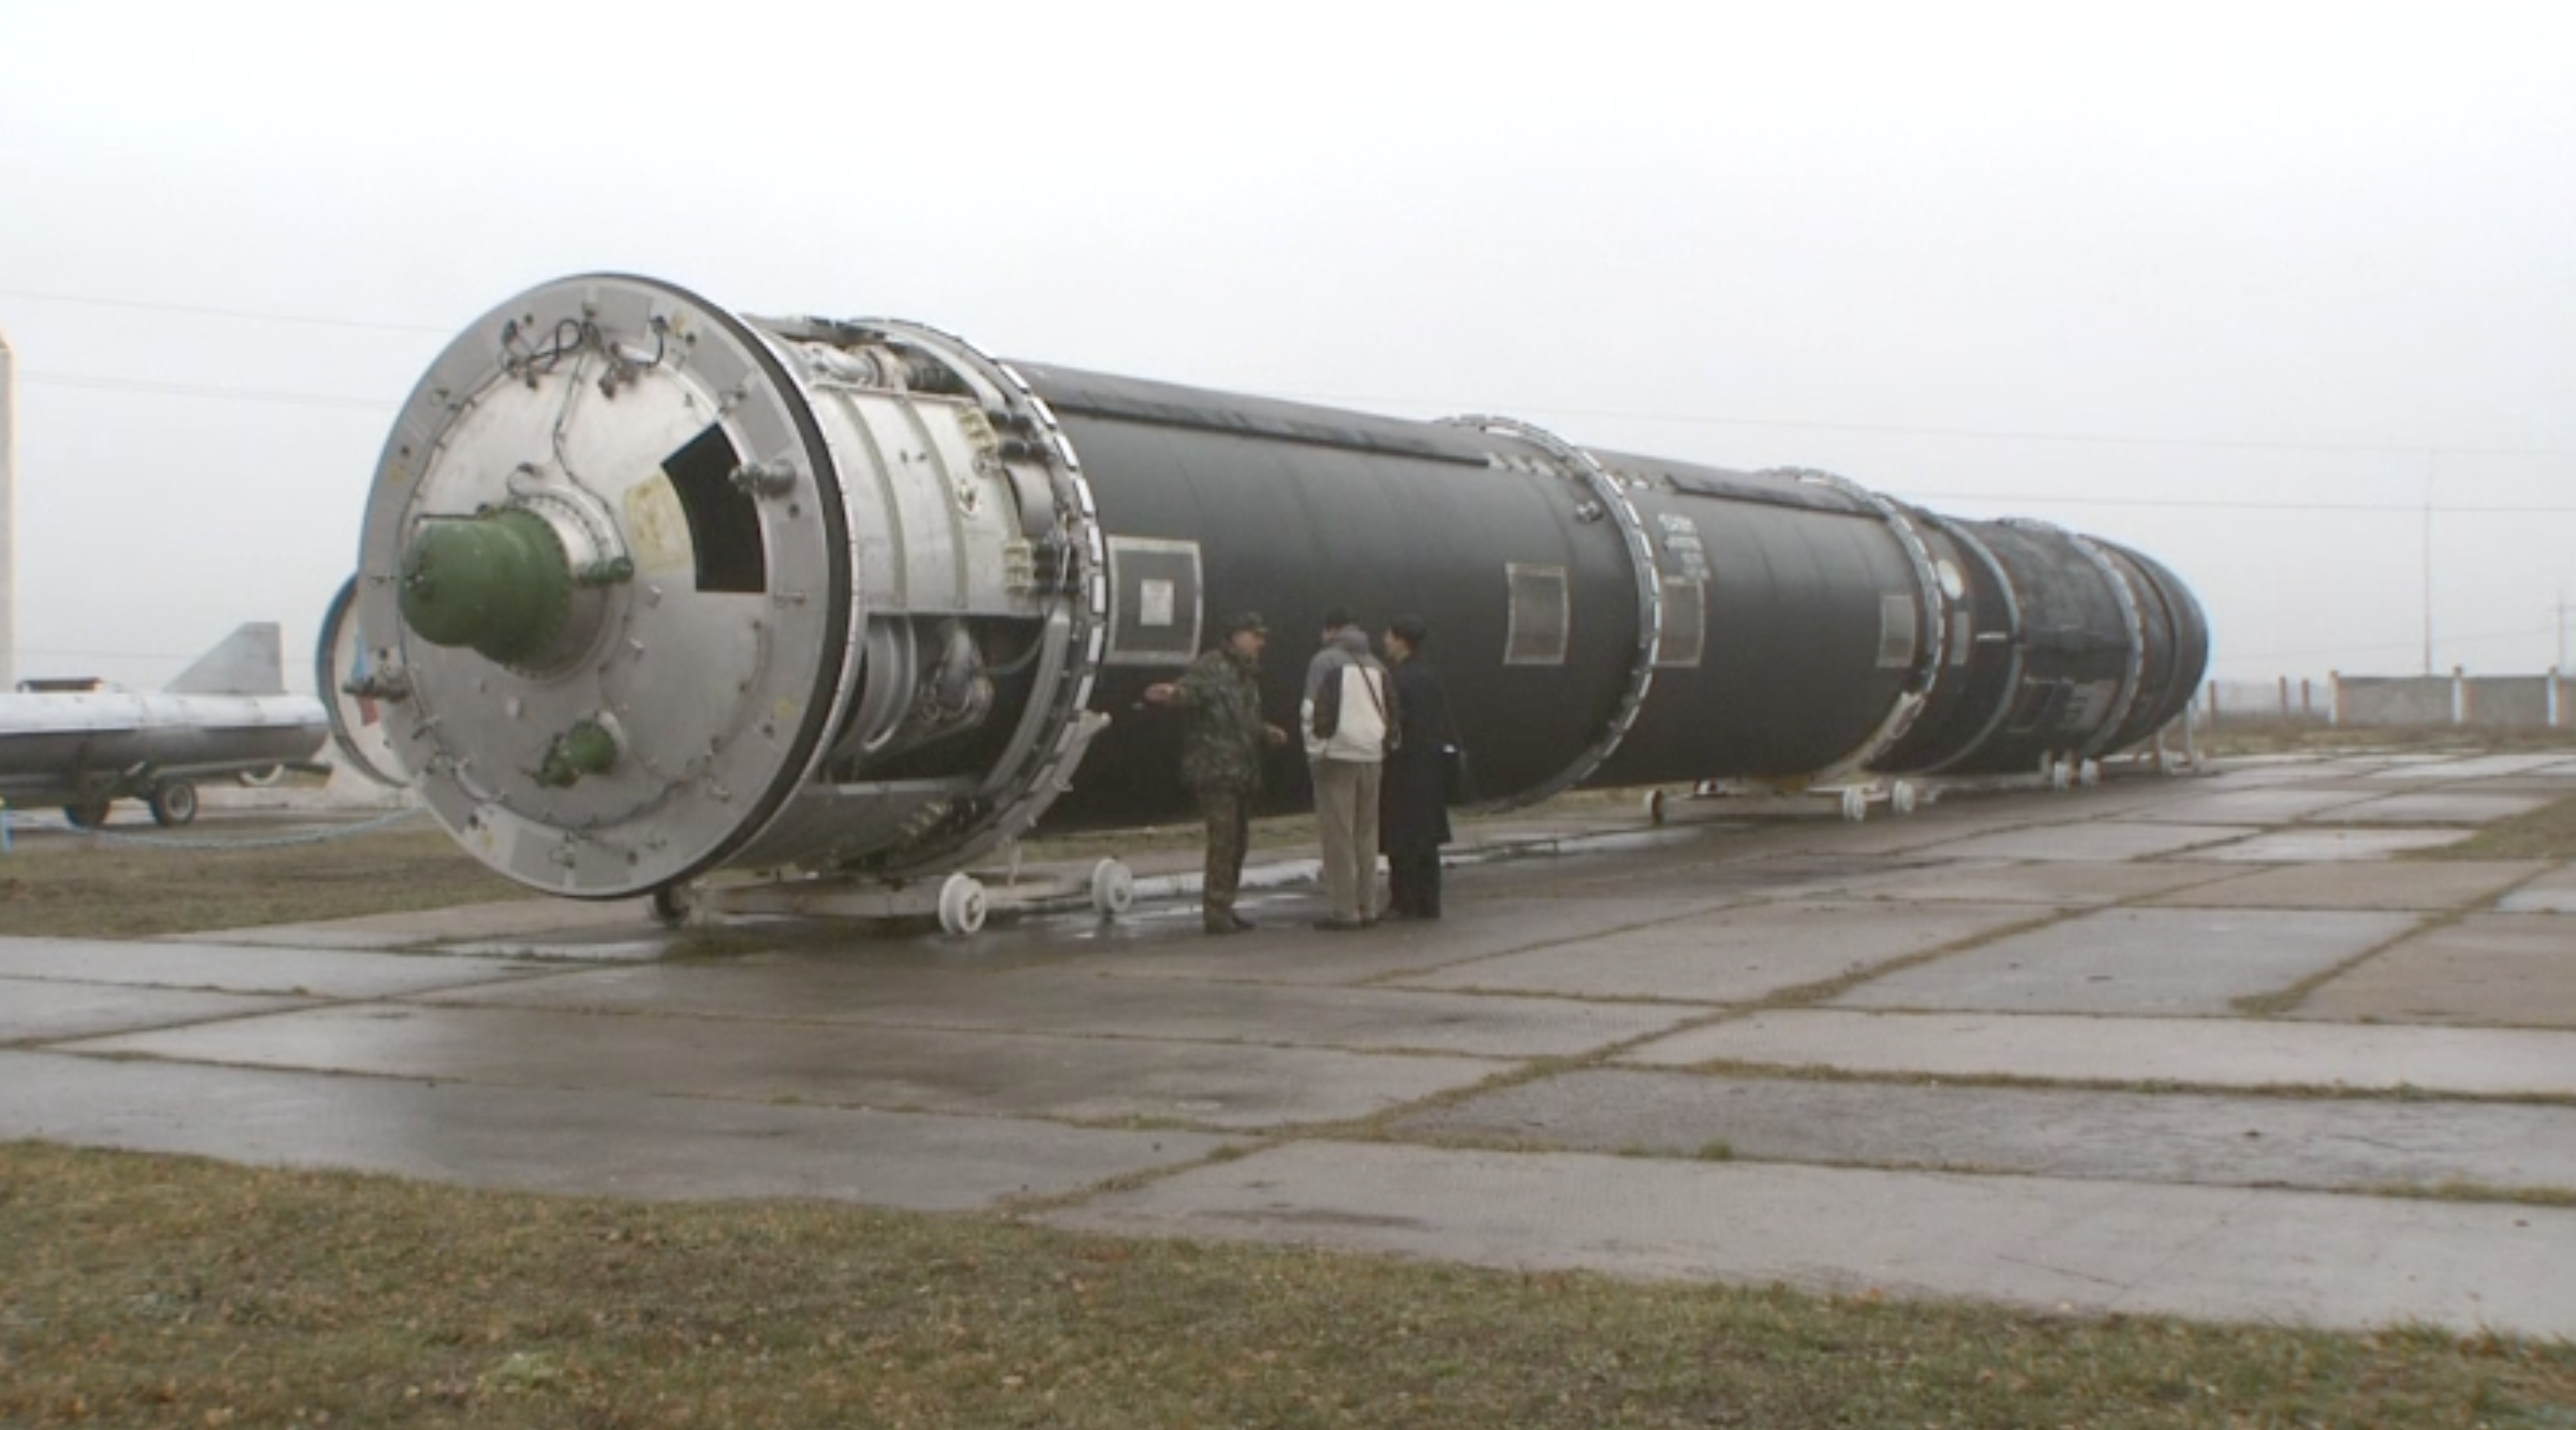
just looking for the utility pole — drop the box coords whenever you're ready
[2422,452,2435,677]
[0,323,13,692]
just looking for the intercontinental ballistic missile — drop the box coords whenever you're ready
[322,274,2209,906]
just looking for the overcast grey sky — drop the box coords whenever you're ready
[3,0,2570,694]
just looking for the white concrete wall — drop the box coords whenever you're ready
[0,326,14,691]
[2465,676,2553,728]
[2331,672,2573,730]
[2209,672,2572,731]
[2205,678,2331,725]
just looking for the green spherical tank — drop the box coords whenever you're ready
[397,508,573,666]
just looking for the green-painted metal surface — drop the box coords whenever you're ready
[398,509,572,665]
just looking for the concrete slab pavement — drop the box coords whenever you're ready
[0,1049,1225,1210]
[2102,787,2385,825]
[1,980,312,1044]
[2368,754,2576,780]
[419,958,1703,1059]
[7,749,2576,1340]
[1045,1140,2576,1336]
[1625,1008,2576,1097]
[1842,860,2242,907]
[2502,864,2576,913]
[2138,859,2550,911]
[0,937,555,998]
[1826,908,2420,1016]
[2289,914,2576,1029]
[1392,1068,2576,1194]
[60,1000,1514,1131]
[1920,822,2259,862]
[196,895,656,951]
[2181,828,2474,862]
[1391,899,2049,1003]
[1081,886,1771,983]
[2305,792,2553,825]
[2178,761,2375,788]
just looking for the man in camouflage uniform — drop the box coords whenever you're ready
[1143,612,1289,934]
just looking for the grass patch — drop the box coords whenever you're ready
[0,821,524,940]
[1670,1058,2576,1109]
[4,1143,2573,1429]
[2411,792,2576,862]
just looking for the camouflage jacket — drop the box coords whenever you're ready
[1173,646,1270,793]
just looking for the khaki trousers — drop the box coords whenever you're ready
[1310,758,1383,923]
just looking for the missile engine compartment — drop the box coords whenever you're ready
[326,274,2210,900]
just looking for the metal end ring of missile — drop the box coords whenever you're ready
[332,275,857,896]
[328,275,1110,898]
[1439,413,1665,810]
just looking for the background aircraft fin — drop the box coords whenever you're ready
[164,623,288,696]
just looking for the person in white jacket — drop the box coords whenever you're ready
[1300,608,1399,929]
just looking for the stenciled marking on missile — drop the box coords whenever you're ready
[1656,513,1710,582]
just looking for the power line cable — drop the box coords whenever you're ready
[10,287,2573,461]
[0,286,452,335]
[1900,491,2576,515]
[18,368,2576,513]
[15,645,254,663]
[19,371,396,412]
[2223,621,2560,664]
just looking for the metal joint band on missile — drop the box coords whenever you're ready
[325,274,2210,899]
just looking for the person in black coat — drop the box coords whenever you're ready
[1377,614,1453,919]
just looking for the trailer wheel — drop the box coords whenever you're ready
[149,781,200,828]
[937,873,989,936]
[1088,858,1136,917]
[63,800,111,830]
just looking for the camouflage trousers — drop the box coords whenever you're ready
[1192,783,1254,931]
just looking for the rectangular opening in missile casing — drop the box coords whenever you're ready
[1104,536,1203,666]
[661,424,767,594]
[1877,593,1919,669]
[1655,578,1706,667]
[1505,564,1569,666]
[2007,680,2070,734]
